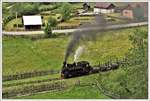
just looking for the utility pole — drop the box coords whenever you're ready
[16,12,18,31]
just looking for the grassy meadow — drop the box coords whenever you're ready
[3,27,147,76]
[3,26,148,99]
[14,73,109,99]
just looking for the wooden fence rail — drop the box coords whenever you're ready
[3,70,60,81]
[3,81,68,98]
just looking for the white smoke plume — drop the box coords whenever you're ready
[74,46,85,62]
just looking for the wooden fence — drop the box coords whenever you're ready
[3,80,68,98]
[3,69,60,81]
[3,78,60,87]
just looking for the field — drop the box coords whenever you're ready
[2,2,148,99]
[2,27,143,76]
[14,73,109,99]
[3,26,148,99]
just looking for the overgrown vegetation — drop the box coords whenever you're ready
[44,17,57,37]
[96,28,148,98]
[60,3,72,22]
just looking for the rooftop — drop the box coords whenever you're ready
[23,15,42,26]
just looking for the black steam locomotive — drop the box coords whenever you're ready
[61,61,120,79]
[61,61,93,78]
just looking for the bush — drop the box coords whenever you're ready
[13,24,23,27]
[22,4,39,15]
[60,3,72,21]
[44,23,52,38]
[39,5,58,12]
[44,17,57,37]
[39,6,53,12]
[47,17,57,27]
[3,15,16,26]
[97,28,148,98]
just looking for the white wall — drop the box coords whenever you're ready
[94,8,114,14]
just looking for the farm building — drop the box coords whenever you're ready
[122,3,147,20]
[23,15,42,30]
[94,3,116,14]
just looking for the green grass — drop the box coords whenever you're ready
[14,73,109,99]
[2,73,60,87]
[3,36,68,75]
[5,18,23,31]
[3,26,148,99]
[3,73,109,99]
[3,27,147,75]
[16,85,108,99]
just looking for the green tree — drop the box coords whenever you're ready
[44,17,57,37]
[47,17,57,27]
[96,28,148,98]
[10,3,39,16]
[60,3,72,21]
[44,23,52,37]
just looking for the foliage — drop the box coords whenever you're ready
[47,17,57,27]
[123,28,148,98]
[3,15,16,27]
[44,23,52,37]
[44,17,57,37]
[39,5,58,12]
[3,3,40,27]
[60,3,72,21]
[96,28,148,98]
[10,3,39,16]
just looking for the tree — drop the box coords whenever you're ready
[44,17,57,37]
[96,28,148,98]
[47,17,57,27]
[60,3,72,22]
[10,3,39,16]
[44,23,52,37]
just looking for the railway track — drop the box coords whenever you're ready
[3,60,124,87]
[3,60,126,98]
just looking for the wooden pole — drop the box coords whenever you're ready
[16,12,18,31]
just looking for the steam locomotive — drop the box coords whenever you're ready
[61,61,119,79]
[61,61,93,78]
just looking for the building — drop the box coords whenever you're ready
[94,3,115,14]
[122,4,134,19]
[23,15,42,30]
[122,3,147,20]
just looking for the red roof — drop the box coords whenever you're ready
[95,3,115,9]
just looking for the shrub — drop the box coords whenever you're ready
[60,3,72,21]
[3,15,16,26]
[44,23,52,38]
[47,17,57,27]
